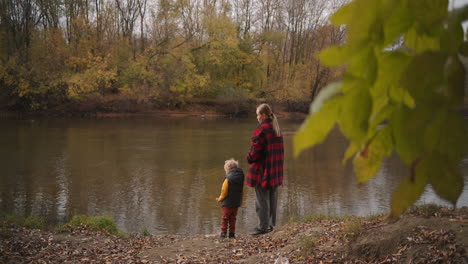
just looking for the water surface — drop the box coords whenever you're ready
[0,117,467,235]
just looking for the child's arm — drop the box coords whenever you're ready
[216,179,229,202]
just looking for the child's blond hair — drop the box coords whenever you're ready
[224,158,239,173]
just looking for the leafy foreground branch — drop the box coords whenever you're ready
[1,207,466,263]
[295,0,468,216]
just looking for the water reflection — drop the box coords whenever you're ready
[284,128,408,218]
[0,117,467,235]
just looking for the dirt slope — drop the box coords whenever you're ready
[1,208,467,263]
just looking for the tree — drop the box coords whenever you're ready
[294,0,468,216]
[0,0,41,53]
[136,0,147,51]
[231,0,253,38]
[0,0,349,110]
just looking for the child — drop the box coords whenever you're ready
[216,158,245,238]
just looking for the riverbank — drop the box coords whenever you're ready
[0,99,310,120]
[2,99,467,121]
[1,206,466,263]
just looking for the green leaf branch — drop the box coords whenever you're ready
[294,0,468,216]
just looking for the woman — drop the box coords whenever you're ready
[246,103,284,236]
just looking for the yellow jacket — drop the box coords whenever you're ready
[217,179,244,206]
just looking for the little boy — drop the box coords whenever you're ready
[216,158,245,238]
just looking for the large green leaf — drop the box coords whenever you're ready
[423,108,468,169]
[405,27,440,53]
[343,142,359,164]
[338,86,372,146]
[425,153,464,205]
[368,94,388,128]
[348,46,378,84]
[353,126,393,183]
[459,4,468,20]
[400,52,446,102]
[330,0,356,26]
[440,21,464,54]
[294,95,342,158]
[369,104,395,134]
[436,112,468,162]
[445,55,465,106]
[391,106,429,165]
[408,0,448,35]
[390,160,428,216]
[373,52,412,115]
[461,41,468,56]
[382,0,413,46]
[333,0,381,48]
[310,82,342,114]
[374,52,411,95]
[340,74,365,93]
[317,46,349,66]
[388,86,415,108]
[423,109,446,153]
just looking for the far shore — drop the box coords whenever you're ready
[1,100,467,120]
[0,104,310,120]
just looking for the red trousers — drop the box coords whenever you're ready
[221,207,238,233]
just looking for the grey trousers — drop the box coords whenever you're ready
[255,186,278,230]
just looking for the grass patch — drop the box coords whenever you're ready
[365,213,384,221]
[141,227,151,236]
[339,217,363,240]
[24,216,46,229]
[337,214,356,221]
[409,204,443,216]
[289,216,299,223]
[304,214,327,222]
[1,214,46,229]
[55,223,70,233]
[298,233,319,255]
[3,214,22,224]
[69,215,86,225]
[1,213,125,236]
[69,215,119,235]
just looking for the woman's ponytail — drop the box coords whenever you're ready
[257,103,281,137]
[272,113,281,137]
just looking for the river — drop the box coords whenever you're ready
[0,116,467,235]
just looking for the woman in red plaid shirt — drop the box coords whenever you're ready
[246,103,284,236]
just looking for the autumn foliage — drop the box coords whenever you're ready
[0,0,345,113]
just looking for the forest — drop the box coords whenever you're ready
[0,0,345,114]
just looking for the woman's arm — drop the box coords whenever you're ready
[246,127,265,164]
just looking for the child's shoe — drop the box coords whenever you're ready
[220,232,227,238]
[229,233,235,238]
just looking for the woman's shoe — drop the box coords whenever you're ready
[250,228,270,236]
[229,232,235,238]
[220,232,227,238]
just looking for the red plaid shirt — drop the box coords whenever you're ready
[245,120,284,188]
